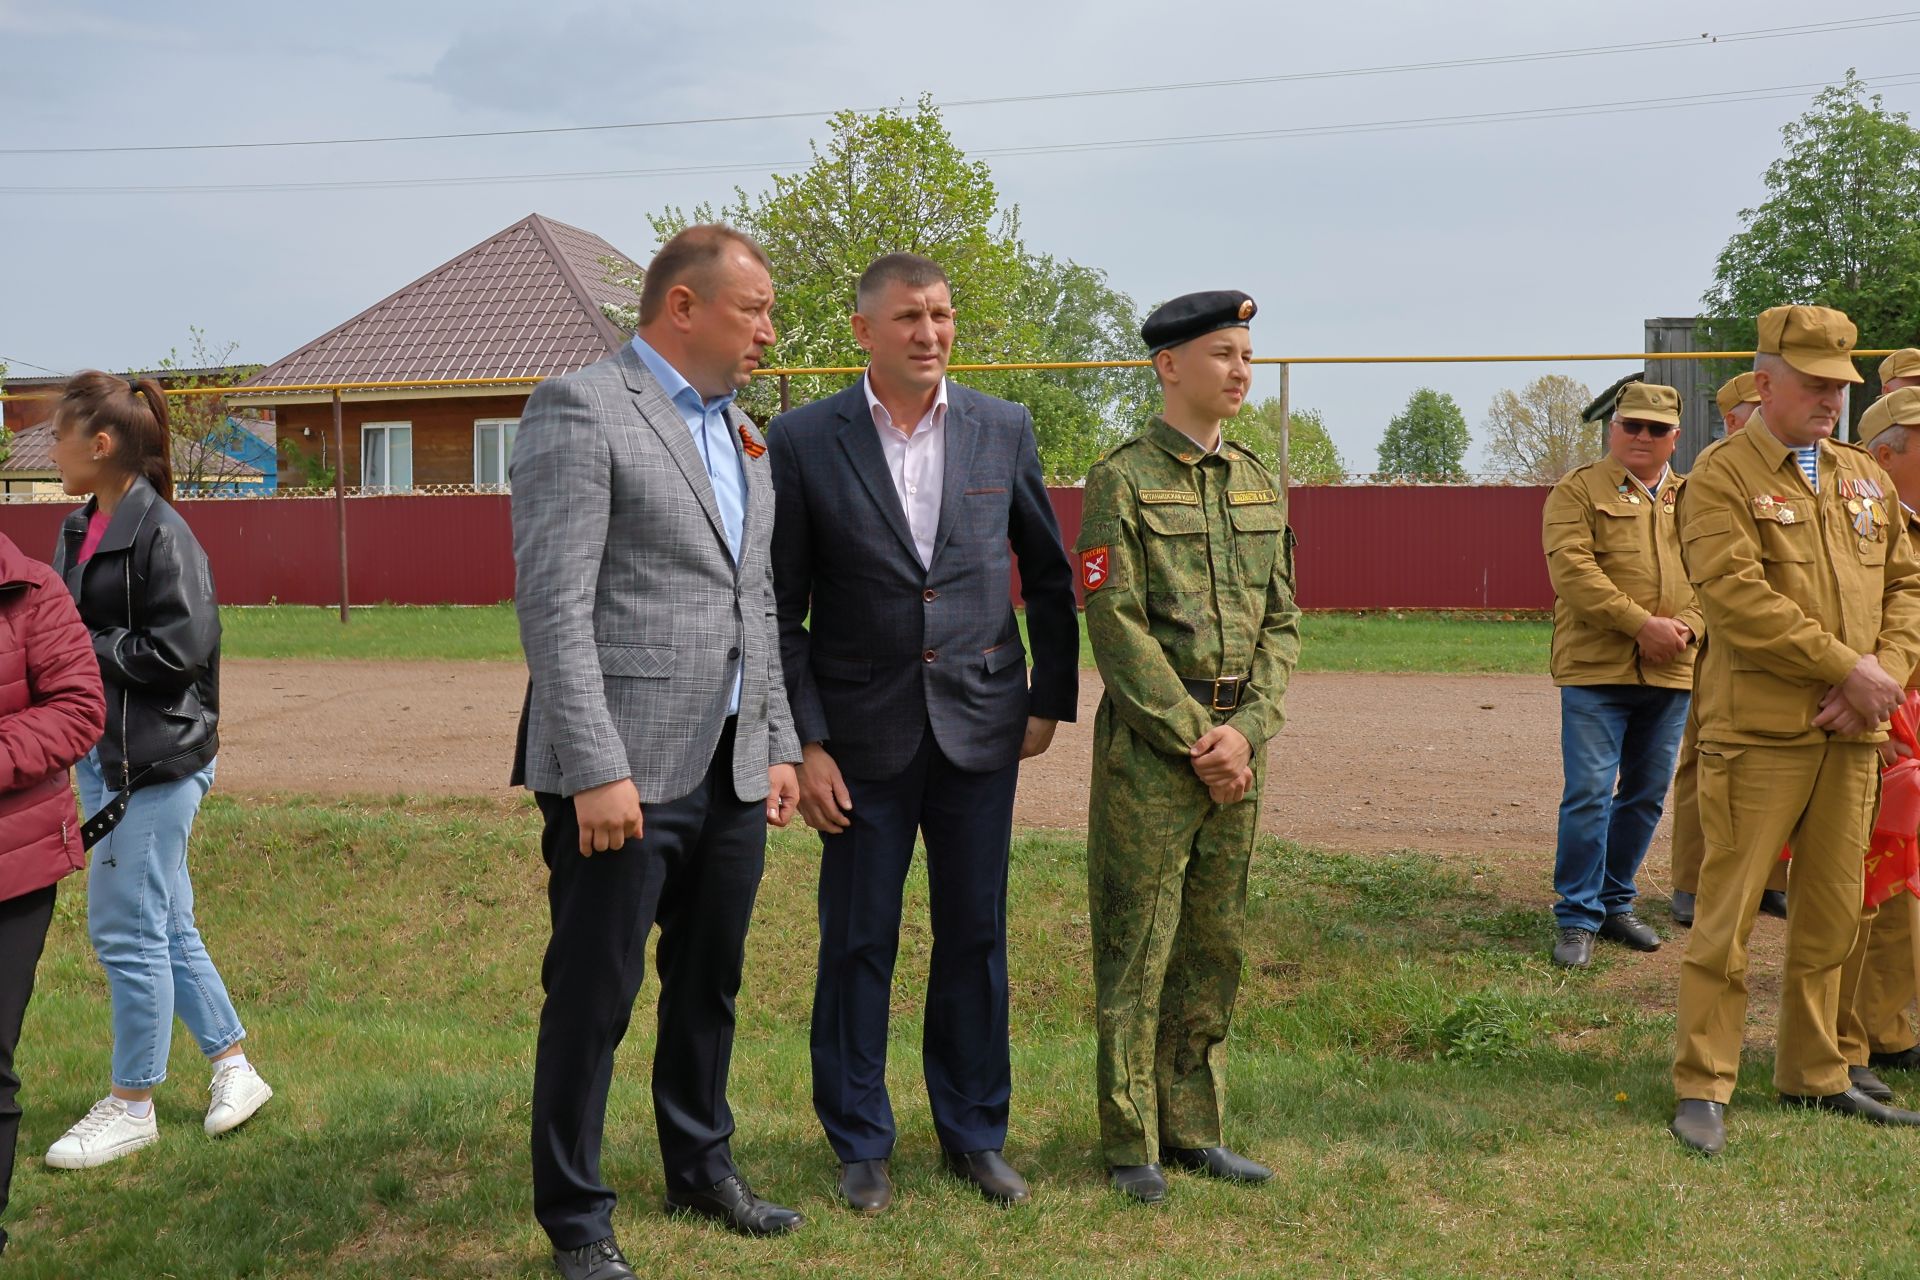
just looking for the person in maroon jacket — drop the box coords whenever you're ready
[0,530,106,1256]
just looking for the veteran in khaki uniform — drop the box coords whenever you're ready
[1074,291,1300,1204]
[1883,349,1920,394]
[1839,387,1920,1082]
[1669,372,1790,927]
[1542,382,1702,968]
[1670,306,1920,1156]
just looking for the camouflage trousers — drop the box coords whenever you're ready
[1087,695,1263,1167]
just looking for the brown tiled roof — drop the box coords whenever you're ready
[1,423,261,479]
[243,213,642,390]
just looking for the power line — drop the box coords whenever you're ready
[6,72,1912,197]
[0,354,67,376]
[1,11,1914,157]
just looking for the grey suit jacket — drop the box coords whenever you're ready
[510,342,800,803]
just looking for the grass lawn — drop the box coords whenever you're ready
[222,605,1550,675]
[6,797,1906,1277]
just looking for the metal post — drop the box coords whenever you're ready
[332,390,349,624]
[779,374,791,415]
[1277,362,1292,487]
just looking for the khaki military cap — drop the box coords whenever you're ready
[1615,381,1682,426]
[1860,387,1920,447]
[1882,348,1920,384]
[1756,304,1864,383]
[1715,371,1760,416]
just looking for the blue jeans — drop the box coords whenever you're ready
[77,750,245,1089]
[1553,684,1691,931]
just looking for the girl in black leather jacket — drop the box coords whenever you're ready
[42,372,273,1170]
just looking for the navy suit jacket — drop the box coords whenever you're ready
[768,379,1079,781]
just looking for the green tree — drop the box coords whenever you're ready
[629,99,1151,477]
[1231,399,1344,483]
[1700,71,1920,416]
[1377,388,1471,481]
[968,254,1155,480]
[150,329,262,493]
[1483,374,1597,483]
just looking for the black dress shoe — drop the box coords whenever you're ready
[1850,1066,1896,1102]
[1669,891,1695,926]
[1669,1100,1726,1156]
[1108,1163,1167,1203]
[1552,927,1594,968]
[1870,1044,1920,1072]
[1598,911,1661,952]
[665,1175,804,1236]
[942,1149,1030,1205]
[1779,1087,1920,1125]
[1759,889,1788,919]
[552,1236,638,1280]
[1163,1145,1272,1182]
[838,1158,892,1215]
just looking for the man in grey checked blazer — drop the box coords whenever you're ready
[511,225,804,1278]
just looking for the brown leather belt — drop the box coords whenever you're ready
[1181,675,1251,712]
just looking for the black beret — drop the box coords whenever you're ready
[1141,290,1257,355]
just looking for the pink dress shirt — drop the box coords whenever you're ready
[863,374,950,567]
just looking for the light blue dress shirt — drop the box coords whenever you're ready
[631,335,746,714]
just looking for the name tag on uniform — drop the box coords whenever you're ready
[1139,489,1200,505]
[1227,489,1277,505]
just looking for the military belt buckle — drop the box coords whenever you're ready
[1211,677,1245,712]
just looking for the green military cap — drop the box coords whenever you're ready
[1142,290,1256,355]
[1756,304,1864,383]
[1615,381,1682,425]
[1882,349,1920,384]
[1860,387,1920,447]
[1715,371,1760,416]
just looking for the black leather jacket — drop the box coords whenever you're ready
[53,479,220,790]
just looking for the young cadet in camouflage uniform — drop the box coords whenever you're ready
[1671,305,1920,1156]
[1074,291,1300,1204]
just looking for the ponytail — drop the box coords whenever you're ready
[53,370,175,502]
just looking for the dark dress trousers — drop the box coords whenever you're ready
[768,378,1079,1161]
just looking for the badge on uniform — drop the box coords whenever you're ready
[1081,546,1110,592]
[1752,494,1799,524]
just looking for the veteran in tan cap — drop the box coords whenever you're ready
[1669,369,1788,928]
[1541,381,1700,968]
[1837,386,1920,1085]
[1715,372,1763,434]
[1670,305,1920,1156]
[1882,349,1920,394]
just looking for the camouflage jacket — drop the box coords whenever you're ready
[1074,417,1301,757]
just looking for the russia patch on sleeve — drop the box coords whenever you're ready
[1081,546,1110,591]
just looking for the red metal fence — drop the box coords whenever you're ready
[0,486,1554,611]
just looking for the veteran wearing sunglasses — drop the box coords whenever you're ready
[1541,381,1701,969]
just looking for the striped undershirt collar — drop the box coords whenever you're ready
[1793,444,1820,493]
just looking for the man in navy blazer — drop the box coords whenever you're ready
[768,253,1079,1213]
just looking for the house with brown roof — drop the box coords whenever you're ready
[1,419,265,498]
[230,213,641,490]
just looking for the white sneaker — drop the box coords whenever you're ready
[45,1096,158,1169]
[204,1063,273,1136]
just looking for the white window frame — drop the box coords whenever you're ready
[473,417,520,490]
[361,421,413,493]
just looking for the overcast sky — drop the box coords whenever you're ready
[3,0,1914,471]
